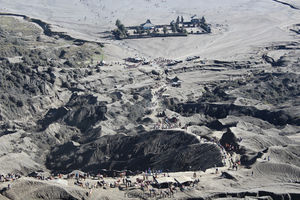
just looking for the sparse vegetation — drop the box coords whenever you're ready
[163,26,168,35]
[111,16,211,40]
[113,19,128,39]
[199,16,211,33]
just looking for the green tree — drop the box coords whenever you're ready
[163,26,168,35]
[203,24,211,33]
[120,24,125,32]
[171,24,176,32]
[180,26,184,33]
[175,22,179,32]
[116,19,121,28]
[176,16,180,24]
[136,26,142,34]
[113,19,128,39]
[183,28,188,34]
[201,16,206,25]
[113,29,122,39]
[181,16,184,23]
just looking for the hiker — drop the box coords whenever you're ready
[223,159,226,165]
[180,185,185,192]
[159,190,163,198]
[126,178,131,187]
[165,189,170,198]
[96,181,101,188]
[233,163,238,171]
[169,187,174,197]
[149,188,156,198]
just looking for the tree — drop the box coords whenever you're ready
[203,25,211,33]
[115,19,121,28]
[175,22,179,32]
[180,26,184,33]
[176,16,180,24]
[135,26,141,34]
[163,26,168,35]
[119,24,126,32]
[113,29,122,39]
[113,19,128,39]
[181,16,184,23]
[171,23,176,33]
[201,16,206,25]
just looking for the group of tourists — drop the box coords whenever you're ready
[0,173,21,182]
[0,173,22,191]
[126,170,199,198]
[59,169,200,198]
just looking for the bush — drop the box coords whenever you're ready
[113,19,128,39]
[22,55,33,65]
[8,95,16,103]
[16,100,24,107]
[62,81,71,88]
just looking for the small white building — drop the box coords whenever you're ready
[141,19,155,30]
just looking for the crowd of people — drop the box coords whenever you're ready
[0,173,22,191]
[0,173,21,183]
[0,128,246,199]
[52,169,201,198]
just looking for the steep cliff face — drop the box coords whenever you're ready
[46,130,223,173]
[39,94,107,132]
[0,16,107,174]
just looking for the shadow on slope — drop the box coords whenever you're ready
[38,93,107,132]
[46,130,223,174]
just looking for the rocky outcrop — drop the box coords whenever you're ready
[39,94,107,132]
[46,130,223,174]
[172,102,299,126]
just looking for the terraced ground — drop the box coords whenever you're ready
[0,9,299,200]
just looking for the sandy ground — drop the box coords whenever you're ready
[1,156,299,199]
[1,0,300,60]
[0,1,299,199]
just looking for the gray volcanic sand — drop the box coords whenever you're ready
[0,0,299,199]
